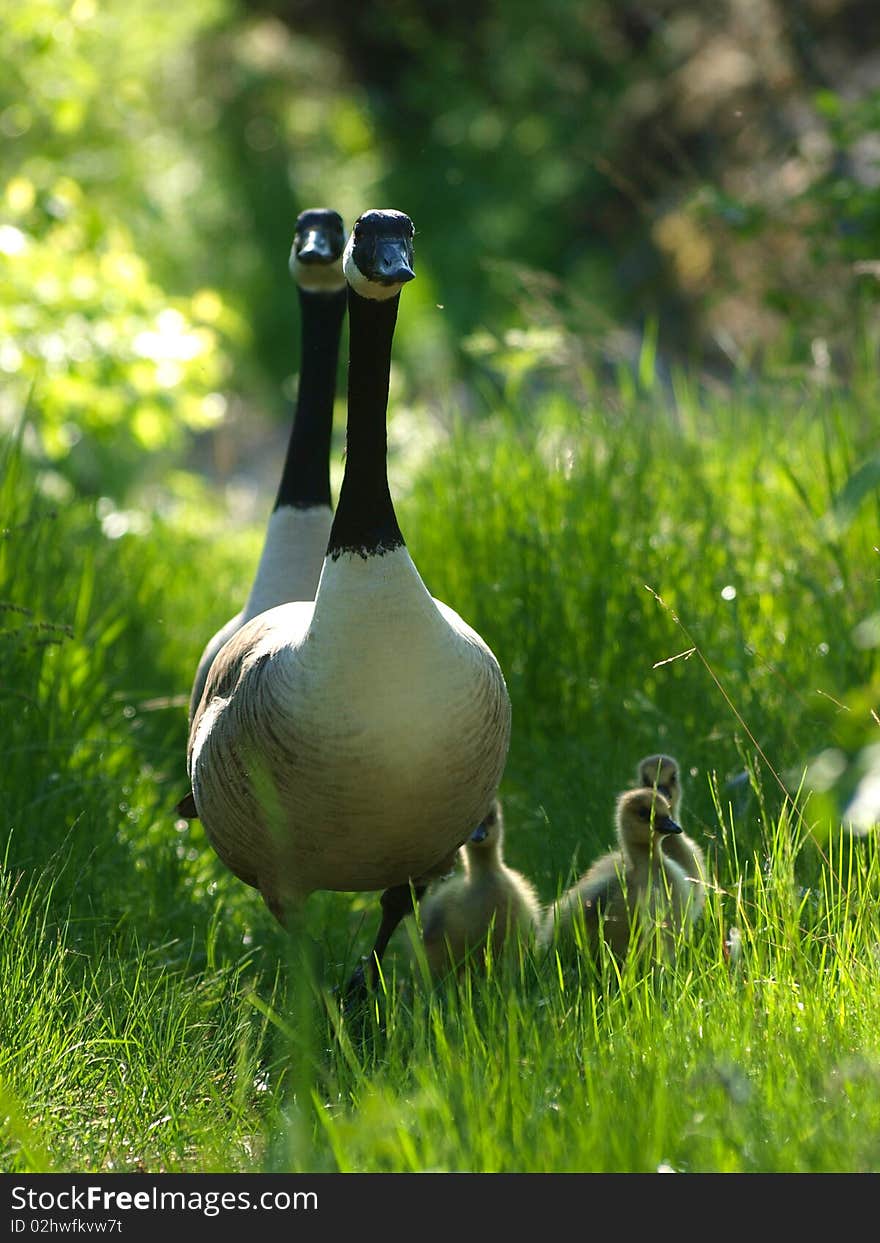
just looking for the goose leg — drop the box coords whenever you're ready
[372,881,428,974]
[344,881,427,999]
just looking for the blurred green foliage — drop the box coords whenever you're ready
[263,0,880,367]
[4,0,880,498]
[0,0,245,495]
[4,0,880,502]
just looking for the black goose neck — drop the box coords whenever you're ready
[273,286,346,511]
[326,287,404,559]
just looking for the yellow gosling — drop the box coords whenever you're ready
[418,800,540,976]
[542,788,689,967]
[637,752,707,923]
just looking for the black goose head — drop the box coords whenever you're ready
[343,209,415,300]
[289,208,347,291]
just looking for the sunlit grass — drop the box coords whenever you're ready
[1,352,879,1171]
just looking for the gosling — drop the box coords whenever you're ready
[542,787,690,967]
[637,752,707,923]
[418,800,541,977]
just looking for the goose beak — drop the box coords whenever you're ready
[372,238,415,286]
[297,229,336,265]
[470,822,489,843]
[659,816,682,835]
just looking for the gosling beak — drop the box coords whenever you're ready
[657,784,673,801]
[372,238,415,286]
[659,816,682,836]
[297,229,335,264]
[470,822,489,843]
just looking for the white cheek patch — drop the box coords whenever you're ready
[343,237,405,301]
[289,252,346,292]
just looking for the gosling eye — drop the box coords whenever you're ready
[638,807,650,821]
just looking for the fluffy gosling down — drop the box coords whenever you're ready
[542,788,690,966]
[417,800,541,976]
[637,752,707,922]
[186,210,511,992]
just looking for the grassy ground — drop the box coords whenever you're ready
[2,353,879,1172]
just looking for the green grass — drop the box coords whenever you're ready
[2,352,879,1172]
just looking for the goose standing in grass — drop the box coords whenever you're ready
[417,799,540,976]
[541,787,688,966]
[178,209,347,820]
[637,752,707,922]
[187,210,511,988]
[186,208,347,726]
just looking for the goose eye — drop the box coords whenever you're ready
[638,807,650,820]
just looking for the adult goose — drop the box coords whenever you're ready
[418,799,540,977]
[185,207,347,729]
[177,208,346,820]
[541,787,688,967]
[637,753,707,922]
[187,210,511,984]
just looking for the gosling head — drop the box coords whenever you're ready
[616,787,682,851]
[343,209,415,301]
[466,799,503,857]
[289,207,347,292]
[637,753,681,815]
